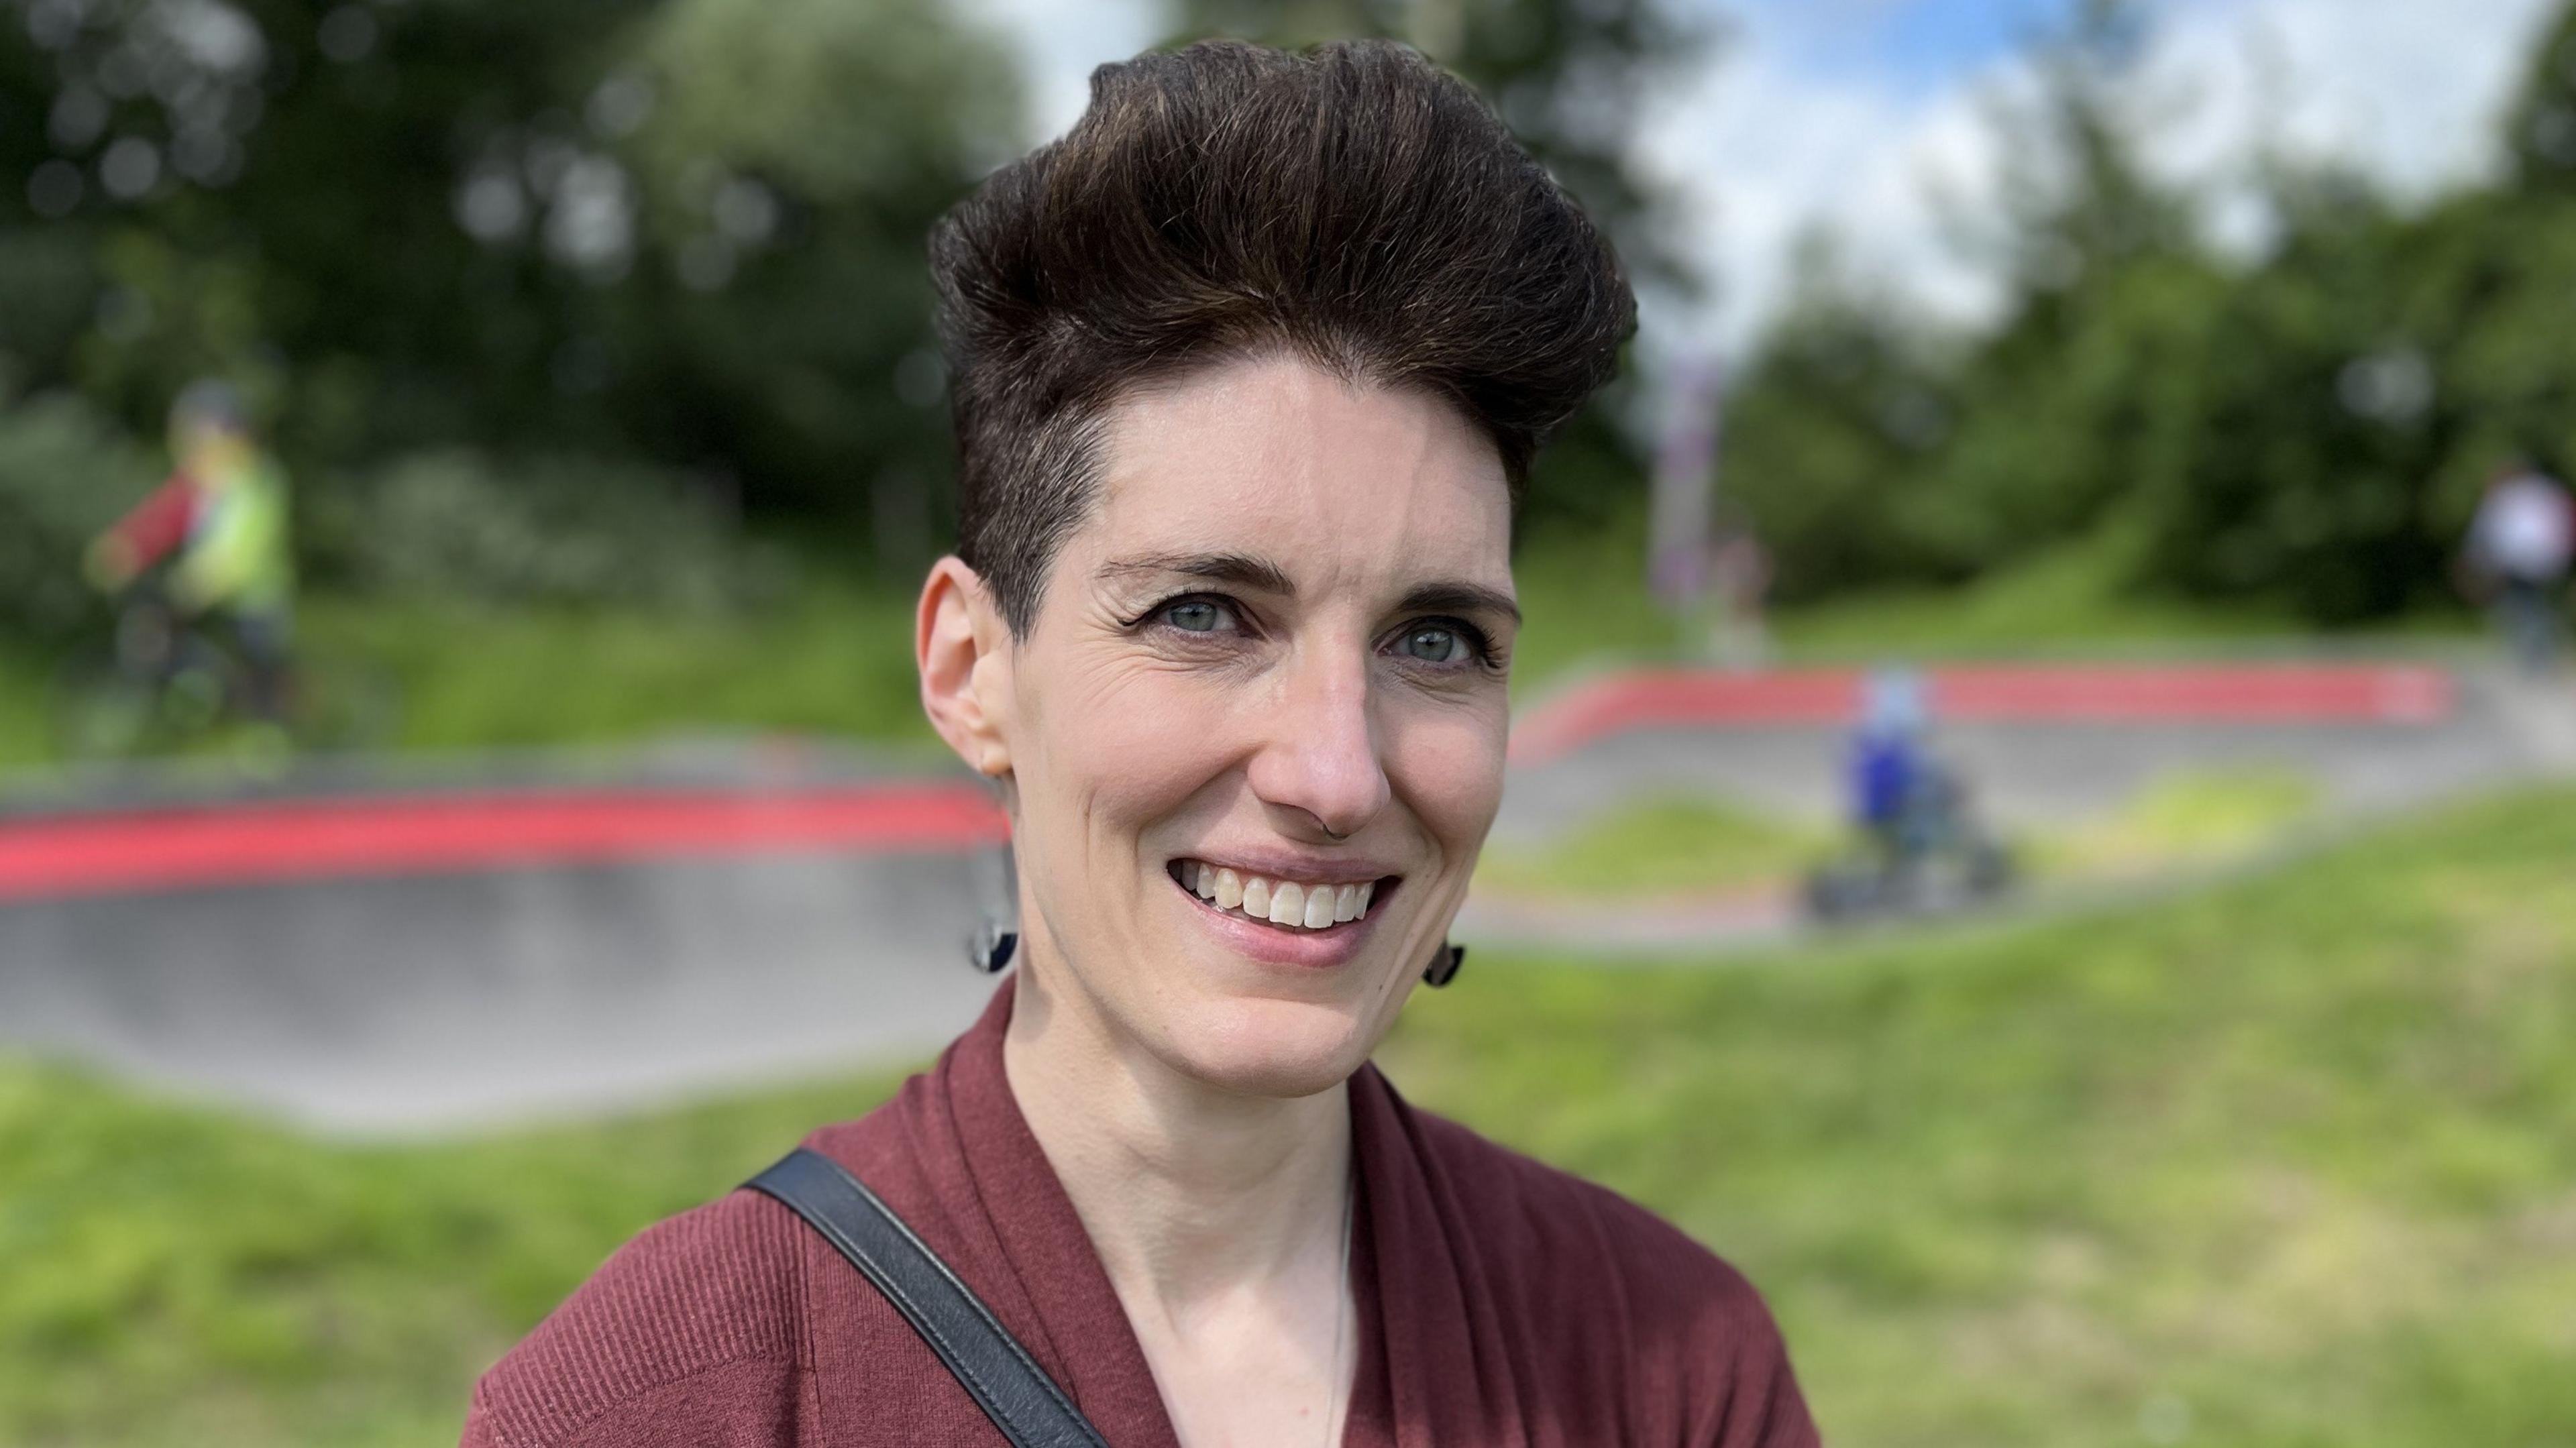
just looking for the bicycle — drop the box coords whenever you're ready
[49,586,399,759]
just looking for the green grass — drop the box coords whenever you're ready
[1769,532,2307,663]
[2035,767,2327,879]
[1476,795,1828,899]
[1390,789,2576,1445]
[0,1065,914,1447]
[299,582,936,757]
[0,582,943,775]
[1472,767,2327,905]
[7,788,2574,1445]
[1510,522,2342,681]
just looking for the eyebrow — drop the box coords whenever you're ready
[1097,551,1521,625]
[1399,581,1521,626]
[1098,551,1295,596]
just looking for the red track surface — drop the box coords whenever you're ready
[1507,663,2455,766]
[0,783,1010,903]
[0,663,2456,901]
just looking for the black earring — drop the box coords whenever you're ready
[1421,942,1465,988]
[967,839,1018,975]
[968,926,1018,975]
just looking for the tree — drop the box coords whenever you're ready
[0,0,1018,539]
[2506,0,2576,193]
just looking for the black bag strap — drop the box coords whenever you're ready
[747,1147,1114,1448]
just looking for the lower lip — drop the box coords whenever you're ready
[1171,871,1390,969]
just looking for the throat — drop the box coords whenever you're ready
[1120,1170,1358,1448]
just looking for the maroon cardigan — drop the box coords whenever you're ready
[463,987,1818,1446]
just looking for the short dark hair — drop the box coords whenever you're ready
[928,38,1633,634]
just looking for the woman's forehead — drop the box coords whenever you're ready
[1077,355,1515,594]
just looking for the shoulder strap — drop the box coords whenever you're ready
[747,1147,1114,1448]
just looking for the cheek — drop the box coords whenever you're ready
[1383,702,1508,858]
[1030,660,1241,839]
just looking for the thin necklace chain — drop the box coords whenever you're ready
[1322,1169,1354,1448]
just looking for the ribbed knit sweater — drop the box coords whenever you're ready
[462,986,1818,1447]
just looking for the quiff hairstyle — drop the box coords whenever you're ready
[929,38,1634,634]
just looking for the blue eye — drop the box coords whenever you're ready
[1163,599,1232,632]
[1400,625,1468,663]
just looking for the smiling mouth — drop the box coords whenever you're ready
[1166,859,1399,932]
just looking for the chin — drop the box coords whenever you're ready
[1152,989,1385,1099]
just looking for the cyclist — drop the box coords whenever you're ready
[83,380,297,722]
[1848,668,1932,862]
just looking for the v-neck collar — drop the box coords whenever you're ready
[934,983,1403,1447]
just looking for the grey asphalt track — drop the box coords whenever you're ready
[3,663,2571,1133]
[0,850,999,1133]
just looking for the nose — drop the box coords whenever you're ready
[1244,638,1390,842]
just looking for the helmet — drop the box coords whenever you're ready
[168,378,250,440]
[1862,667,1928,736]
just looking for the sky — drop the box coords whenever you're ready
[963,0,2567,359]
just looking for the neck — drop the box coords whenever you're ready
[1001,963,1351,1315]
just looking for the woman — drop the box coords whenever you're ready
[466,39,1816,1448]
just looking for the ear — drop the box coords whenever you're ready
[917,555,1015,778]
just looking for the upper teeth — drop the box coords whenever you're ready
[1183,861,1375,930]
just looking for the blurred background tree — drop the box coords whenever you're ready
[1722,0,2576,624]
[0,0,1014,629]
[16,0,2576,648]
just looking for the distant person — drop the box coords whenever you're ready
[85,380,296,718]
[2462,461,2573,673]
[1709,520,1774,668]
[1848,668,1931,859]
[1808,667,2012,920]
[464,40,1817,1448]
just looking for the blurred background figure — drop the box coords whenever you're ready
[1707,510,1773,669]
[83,380,297,725]
[2461,459,2573,673]
[1805,668,2014,921]
[1850,667,1932,859]
[1649,354,1731,657]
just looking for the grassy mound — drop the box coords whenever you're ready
[1476,795,1829,899]
[1394,789,2576,1445]
[6,789,2573,1445]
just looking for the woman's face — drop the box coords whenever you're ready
[926,352,1516,1099]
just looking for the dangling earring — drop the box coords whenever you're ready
[968,924,1018,974]
[965,842,1019,975]
[1421,942,1465,987]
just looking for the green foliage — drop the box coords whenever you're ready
[1725,0,2576,624]
[5,789,2575,1445]
[1715,254,1965,592]
[315,451,793,612]
[2505,2,2576,191]
[0,391,159,643]
[0,0,1016,539]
